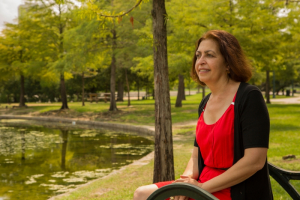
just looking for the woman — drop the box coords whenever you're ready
[133,30,273,200]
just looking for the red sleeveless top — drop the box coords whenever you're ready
[195,94,236,200]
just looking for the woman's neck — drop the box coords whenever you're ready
[206,78,237,99]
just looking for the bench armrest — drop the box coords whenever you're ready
[268,162,300,199]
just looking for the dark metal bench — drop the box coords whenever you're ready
[147,162,300,200]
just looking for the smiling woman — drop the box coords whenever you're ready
[191,30,252,87]
[133,30,272,200]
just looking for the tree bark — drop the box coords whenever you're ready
[60,73,69,109]
[182,76,186,100]
[109,28,118,111]
[266,70,270,104]
[117,82,124,101]
[188,76,191,96]
[19,74,27,107]
[82,72,85,106]
[137,81,140,100]
[152,88,155,99]
[152,0,174,183]
[125,68,131,106]
[175,74,184,107]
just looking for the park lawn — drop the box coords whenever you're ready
[0,92,209,125]
[1,94,300,199]
[50,103,300,200]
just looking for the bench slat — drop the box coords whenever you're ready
[147,183,219,200]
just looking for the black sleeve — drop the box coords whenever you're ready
[194,137,198,147]
[240,90,270,149]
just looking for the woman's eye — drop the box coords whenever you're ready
[207,54,213,57]
[196,54,200,59]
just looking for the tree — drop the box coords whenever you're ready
[81,0,175,181]
[151,0,174,182]
[0,16,44,107]
[64,18,110,106]
[28,0,79,109]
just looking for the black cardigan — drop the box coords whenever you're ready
[194,82,273,200]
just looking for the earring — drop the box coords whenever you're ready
[226,69,230,74]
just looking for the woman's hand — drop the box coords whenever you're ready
[171,175,203,200]
[174,175,203,187]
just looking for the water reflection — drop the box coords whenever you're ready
[61,129,68,170]
[0,124,153,200]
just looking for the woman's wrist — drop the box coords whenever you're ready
[200,182,210,193]
[197,182,204,189]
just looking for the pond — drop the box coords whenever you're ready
[0,120,154,200]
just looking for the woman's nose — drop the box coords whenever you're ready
[196,56,205,66]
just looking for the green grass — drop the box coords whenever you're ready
[1,93,300,200]
[0,92,210,125]
[267,104,300,199]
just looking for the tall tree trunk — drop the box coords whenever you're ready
[182,76,186,100]
[292,79,294,97]
[82,72,85,106]
[60,73,69,109]
[202,85,206,99]
[19,74,26,107]
[266,70,270,104]
[125,68,131,106]
[175,74,184,107]
[117,82,124,101]
[152,0,174,183]
[137,81,140,100]
[188,76,191,96]
[109,28,117,111]
[152,88,155,99]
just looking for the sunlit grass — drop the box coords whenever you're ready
[50,103,300,200]
[1,94,300,200]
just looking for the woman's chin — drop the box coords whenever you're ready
[198,77,209,85]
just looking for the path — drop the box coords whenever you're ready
[270,94,300,104]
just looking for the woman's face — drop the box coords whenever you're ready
[195,39,228,85]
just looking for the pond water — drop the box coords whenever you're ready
[0,121,154,200]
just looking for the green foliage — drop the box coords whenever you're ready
[1,0,300,104]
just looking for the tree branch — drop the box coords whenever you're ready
[89,0,143,18]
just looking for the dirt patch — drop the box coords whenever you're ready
[281,158,300,164]
[90,188,112,199]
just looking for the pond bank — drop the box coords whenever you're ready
[0,115,154,137]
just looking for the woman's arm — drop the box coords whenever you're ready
[181,146,199,180]
[202,147,267,193]
[176,147,267,193]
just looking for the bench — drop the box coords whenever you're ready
[147,162,300,200]
[98,93,111,103]
[88,93,99,103]
[87,93,112,103]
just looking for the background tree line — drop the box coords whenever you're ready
[0,0,299,108]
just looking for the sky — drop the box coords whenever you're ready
[0,0,23,32]
[0,0,81,33]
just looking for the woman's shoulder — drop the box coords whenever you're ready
[237,82,262,100]
[238,82,261,93]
